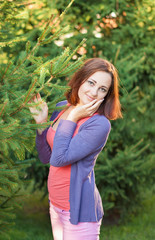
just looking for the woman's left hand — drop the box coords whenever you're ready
[66,99,103,123]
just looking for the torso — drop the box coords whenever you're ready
[47,106,99,211]
[47,106,74,211]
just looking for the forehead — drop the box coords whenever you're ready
[88,71,112,86]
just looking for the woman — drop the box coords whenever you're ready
[29,58,122,240]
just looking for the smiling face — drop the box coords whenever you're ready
[77,71,112,105]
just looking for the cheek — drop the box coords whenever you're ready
[78,84,87,97]
[78,87,82,97]
[97,91,108,101]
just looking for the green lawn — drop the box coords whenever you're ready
[100,194,155,240]
[8,188,155,240]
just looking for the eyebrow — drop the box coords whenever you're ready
[89,78,108,89]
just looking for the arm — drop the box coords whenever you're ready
[50,116,111,167]
[35,100,68,164]
[28,93,49,135]
[35,111,57,164]
[36,128,51,164]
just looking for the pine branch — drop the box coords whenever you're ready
[114,45,121,65]
[57,0,74,24]
[0,188,21,208]
[0,153,15,169]
[56,55,86,77]
[1,62,11,85]
[11,42,40,75]
[38,14,55,42]
[40,25,70,45]
[38,0,74,43]
[130,138,144,152]
[0,100,8,117]
[55,39,86,76]
[46,83,69,90]
[35,75,54,93]
[10,1,75,77]
[10,77,38,116]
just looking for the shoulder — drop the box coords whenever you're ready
[50,100,68,121]
[80,114,111,135]
[56,100,68,107]
[94,114,111,130]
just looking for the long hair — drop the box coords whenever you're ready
[65,58,123,120]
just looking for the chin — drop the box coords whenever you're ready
[81,99,90,105]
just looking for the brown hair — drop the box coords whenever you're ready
[65,58,123,120]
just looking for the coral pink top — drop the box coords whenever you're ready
[46,109,98,211]
[47,109,71,210]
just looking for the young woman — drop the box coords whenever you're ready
[29,58,122,240]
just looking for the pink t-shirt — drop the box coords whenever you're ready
[47,110,71,210]
[46,109,98,210]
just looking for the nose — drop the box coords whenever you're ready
[91,87,98,97]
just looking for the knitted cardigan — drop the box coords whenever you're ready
[36,100,111,225]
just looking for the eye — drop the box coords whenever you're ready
[87,80,94,86]
[100,87,107,92]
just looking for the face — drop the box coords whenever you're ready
[77,71,112,105]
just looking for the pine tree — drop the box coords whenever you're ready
[0,0,87,238]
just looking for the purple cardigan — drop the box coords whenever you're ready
[36,100,111,225]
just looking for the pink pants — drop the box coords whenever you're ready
[49,202,102,240]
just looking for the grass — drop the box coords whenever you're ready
[101,194,155,240]
[8,187,155,240]
[8,190,52,240]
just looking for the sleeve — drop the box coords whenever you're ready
[50,117,111,167]
[35,100,68,164]
[36,128,51,164]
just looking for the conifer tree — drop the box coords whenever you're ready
[0,0,86,238]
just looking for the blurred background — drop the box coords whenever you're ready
[0,0,155,239]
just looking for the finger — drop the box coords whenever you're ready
[96,99,104,105]
[89,99,103,111]
[84,99,97,108]
[90,99,102,107]
[37,93,41,101]
[31,95,35,101]
[33,95,38,103]
[31,94,35,101]
[95,99,103,105]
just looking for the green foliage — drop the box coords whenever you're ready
[0,0,28,47]
[0,1,155,238]
[0,0,86,238]
[6,188,155,240]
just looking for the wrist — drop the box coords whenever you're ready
[37,128,45,135]
[37,121,47,135]
[36,119,47,124]
[66,114,78,123]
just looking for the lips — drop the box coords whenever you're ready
[86,94,96,101]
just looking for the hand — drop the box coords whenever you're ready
[67,99,103,122]
[28,93,48,124]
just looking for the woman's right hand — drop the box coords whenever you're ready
[29,93,48,124]
[67,99,103,123]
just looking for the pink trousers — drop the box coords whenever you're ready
[49,202,102,240]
